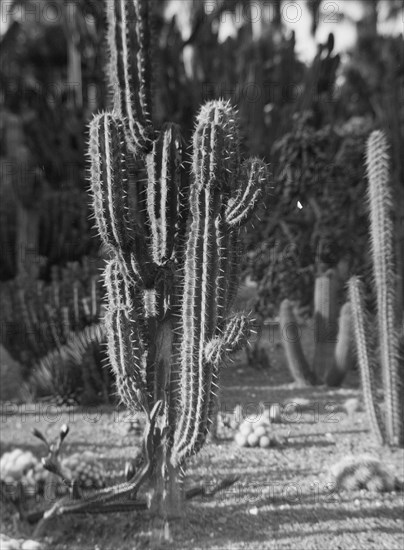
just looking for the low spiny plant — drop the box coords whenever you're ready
[328,455,401,493]
[349,130,404,447]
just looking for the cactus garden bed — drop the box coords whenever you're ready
[1,335,403,550]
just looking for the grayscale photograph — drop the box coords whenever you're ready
[0,1,403,549]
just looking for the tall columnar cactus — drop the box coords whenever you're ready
[279,299,315,387]
[313,268,340,381]
[280,268,353,387]
[349,131,404,447]
[86,0,268,518]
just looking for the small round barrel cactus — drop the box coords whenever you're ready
[61,451,106,491]
[328,455,398,492]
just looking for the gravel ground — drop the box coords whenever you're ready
[1,337,403,550]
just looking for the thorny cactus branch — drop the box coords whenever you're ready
[105,0,153,146]
[104,259,148,411]
[349,277,385,445]
[146,123,187,266]
[89,112,155,286]
[350,130,403,447]
[172,102,268,463]
[365,130,401,446]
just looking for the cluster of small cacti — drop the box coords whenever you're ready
[1,449,50,499]
[0,447,106,499]
[280,269,354,388]
[0,449,38,484]
[349,131,404,447]
[224,405,286,448]
[0,533,44,550]
[234,417,281,449]
[60,451,106,491]
[328,455,399,493]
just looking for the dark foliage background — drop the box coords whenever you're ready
[0,0,403,401]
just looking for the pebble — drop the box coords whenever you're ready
[0,535,45,550]
[1,540,20,550]
[21,541,44,550]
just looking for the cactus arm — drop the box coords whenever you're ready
[146,123,185,265]
[105,0,152,145]
[104,260,147,411]
[173,103,241,461]
[173,103,267,462]
[280,299,316,386]
[222,314,251,353]
[200,313,251,446]
[173,172,222,460]
[349,277,385,445]
[225,158,267,227]
[134,0,154,122]
[219,159,268,319]
[88,113,132,253]
[89,112,155,286]
[366,130,401,445]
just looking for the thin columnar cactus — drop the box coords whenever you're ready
[349,277,385,444]
[86,0,268,520]
[280,270,352,387]
[327,301,355,386]
[279,299,315,387]
[349,131,403,447]
[313,268,340,382]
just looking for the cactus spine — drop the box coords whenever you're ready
[89,0,267,517]
[350,131,403,447]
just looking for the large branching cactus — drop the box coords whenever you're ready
[349,130,404,447]
[85,0,268,519]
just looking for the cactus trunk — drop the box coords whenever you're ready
[313,269,340,382]
[366,131,402,446]
[325,302,354,386]
[279,299,316,386]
